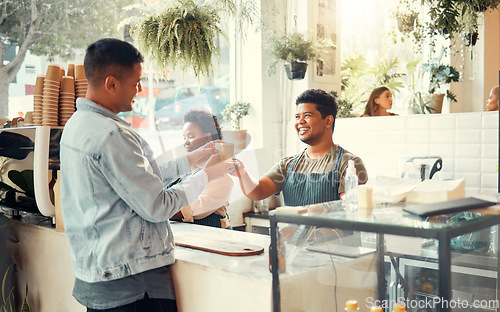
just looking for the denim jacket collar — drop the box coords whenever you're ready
[76,98,131,127]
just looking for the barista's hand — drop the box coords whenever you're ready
[228,158,247,178]
[202,155,238,182]
[186,140,222,167]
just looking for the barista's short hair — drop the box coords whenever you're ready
[84,38,144,86]
[295,89,338,120]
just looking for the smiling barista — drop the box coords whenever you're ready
[234,88,367,207]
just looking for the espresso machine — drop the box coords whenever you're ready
[0,126,62,224]
[400,156,443,181]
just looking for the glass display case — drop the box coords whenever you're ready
[399,252,499,312]
[268,200,500,312]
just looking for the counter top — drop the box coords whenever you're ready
[170,221,271,279]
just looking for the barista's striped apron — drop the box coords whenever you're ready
[282,147,344,206]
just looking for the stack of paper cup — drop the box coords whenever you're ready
[59,76,76,126]
[24,111,34,126]
[75,64,87,99]
[33,75,44,125]
[42,65,61,126]
[67,64,75,79]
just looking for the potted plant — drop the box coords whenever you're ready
[221,101,251,151]
[222,101,251,131]
[422,48,460,113]
[263,32,333,80]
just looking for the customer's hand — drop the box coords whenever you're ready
[202,156,238,182]
[186,140,222,167]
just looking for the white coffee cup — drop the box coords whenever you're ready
[214,142,234,160]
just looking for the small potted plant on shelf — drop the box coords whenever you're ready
[221,101,251,151]
[263,31,333,80]
[222,101,251,131]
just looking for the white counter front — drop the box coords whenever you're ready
[170,222,273,312]
[8,217,378,312]
[8,218,273,312]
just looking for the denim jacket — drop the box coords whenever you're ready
[60,98,207,283]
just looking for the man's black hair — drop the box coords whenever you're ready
[84,38,144,86]
[295,89,338,119]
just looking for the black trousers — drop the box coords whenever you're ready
[87,293,177,312]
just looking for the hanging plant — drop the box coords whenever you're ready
[263,31,334,77]
[127,0,257,79]
[422,0,500,40]
[135,0,224,79]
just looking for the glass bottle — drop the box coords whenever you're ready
[344,159,358,211]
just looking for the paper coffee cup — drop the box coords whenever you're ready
[358,185,373,209]
[214,142,234,160]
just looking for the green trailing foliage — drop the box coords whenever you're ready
[421,0,500,41]
[135,0,224,79]
[129,0,257,79]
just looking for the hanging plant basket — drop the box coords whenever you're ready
[397,15,417,33]
[284,62,308,80]
[134,0,225,79]
[462,32,479,46]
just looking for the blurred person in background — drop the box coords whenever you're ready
[361,86,398,117]
[485,85,498,111]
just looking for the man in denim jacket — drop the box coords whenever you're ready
[60,38,236,312]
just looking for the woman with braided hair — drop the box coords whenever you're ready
[172,109,234,229]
